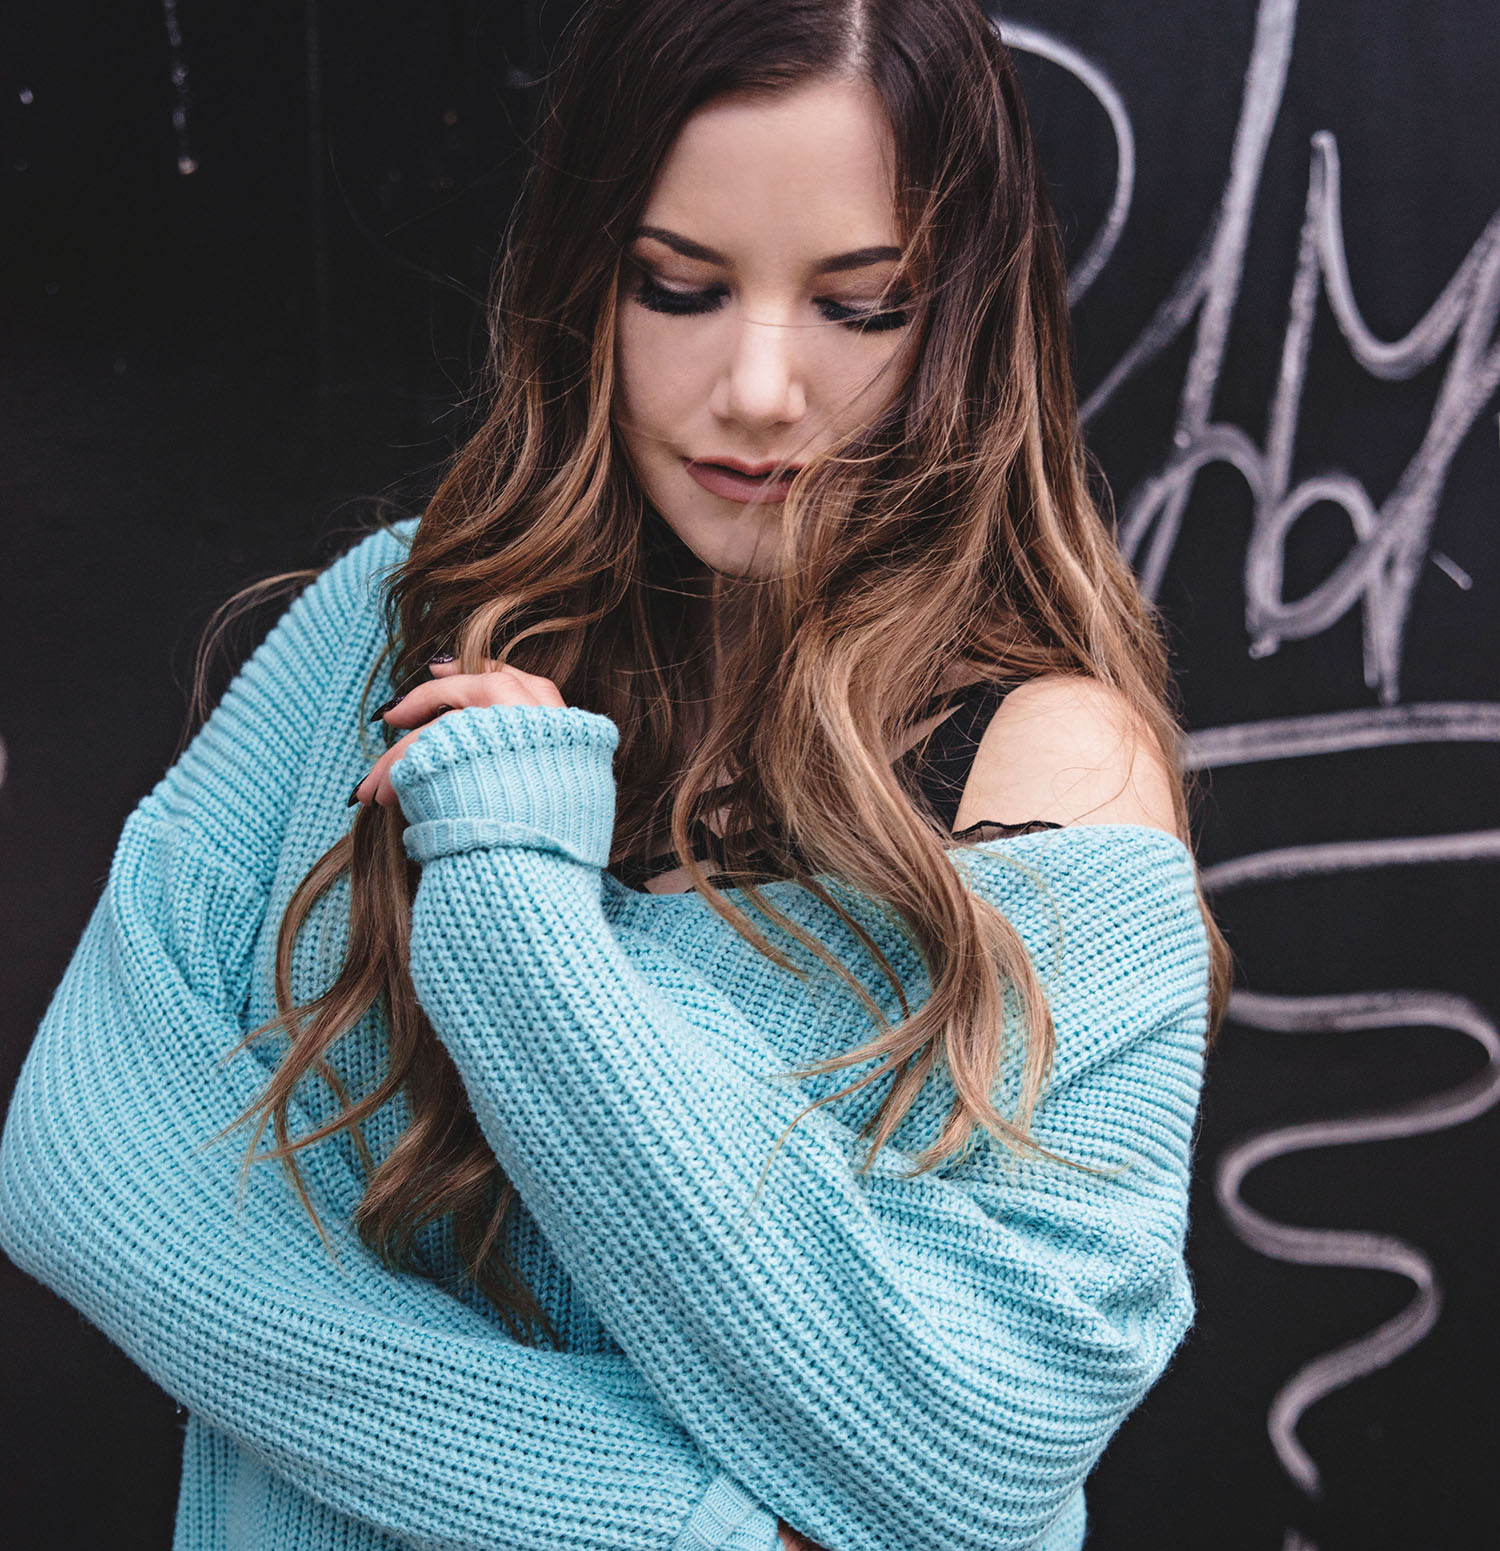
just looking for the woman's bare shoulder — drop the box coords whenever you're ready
[950,672,1180,836]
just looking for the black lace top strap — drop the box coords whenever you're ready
[610,825,790,893]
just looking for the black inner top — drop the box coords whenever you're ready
[609,678,1062,892]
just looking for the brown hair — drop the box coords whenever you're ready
[202,0,1233,1348]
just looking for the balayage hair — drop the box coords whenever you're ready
[196,0,1234,1347]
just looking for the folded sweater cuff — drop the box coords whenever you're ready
[672,1470,782,1551]
[388,703,621,868]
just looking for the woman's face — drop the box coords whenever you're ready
[613,76,913,581]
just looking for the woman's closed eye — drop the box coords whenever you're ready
[631,272,911,334]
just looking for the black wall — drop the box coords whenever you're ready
[2,2,1495,1547]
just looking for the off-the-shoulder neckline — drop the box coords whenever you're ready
[601,821,1197,912]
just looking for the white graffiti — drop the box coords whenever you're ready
[1181,710,1500,1530]
[998,1,1500,1542]
[1181,707,1500,1516]
[1184,701,1500,769]
[1210,985,1500,1499]
[1004,0,1500,705]
[1199,827,1500,891]
[987,20,1136,305]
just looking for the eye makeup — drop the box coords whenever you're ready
[628,267,911,335]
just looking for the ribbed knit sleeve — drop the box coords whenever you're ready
[391,703,1213,1551]
[0,528,780,1551]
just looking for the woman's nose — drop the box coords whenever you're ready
[715,314,807,427]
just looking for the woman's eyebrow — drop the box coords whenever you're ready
[630,224,901,274]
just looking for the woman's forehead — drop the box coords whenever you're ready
[639,79,901,273]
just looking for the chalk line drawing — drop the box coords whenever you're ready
[994,0,1500,1542]
[1183,709,1500,1531]
[1208,984,1500,1500]
[1201,828,1500,889]
[1003,0,1498,704]
[1184,702,1500,769]
[985,19,1135,306]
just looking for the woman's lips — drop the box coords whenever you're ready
[683,458,797,505]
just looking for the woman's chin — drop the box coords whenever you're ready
[672,514,785,580]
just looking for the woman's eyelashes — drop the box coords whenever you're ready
[631,273,910,334]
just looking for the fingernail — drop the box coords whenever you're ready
[428,653,454,664]
[368,692,405,723]
[347,777,364,807]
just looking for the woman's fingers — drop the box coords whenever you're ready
[352,658,567,808]
[350,730,422,808]
[425,656,567,705]
[377,673,543,731]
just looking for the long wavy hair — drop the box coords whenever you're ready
[200,0,1234,1348]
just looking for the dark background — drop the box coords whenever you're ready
[3,2,1497,1547]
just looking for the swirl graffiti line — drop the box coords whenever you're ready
[1189,700,1500,1528]
[1211,988,1500,1500]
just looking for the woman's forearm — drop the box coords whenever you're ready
[0,803,780,1551]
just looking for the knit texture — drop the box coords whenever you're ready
[0,519,1211,1551]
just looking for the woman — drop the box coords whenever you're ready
[0,1,1231,1548]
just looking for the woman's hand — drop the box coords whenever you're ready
[350,656,568,808]
[777,1522,828,1550]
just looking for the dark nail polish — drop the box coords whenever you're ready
[368,692,405,723]
[347,778,364,807]
[428,652,454,664]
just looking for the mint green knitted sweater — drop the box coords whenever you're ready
[0,519,1210,1551]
